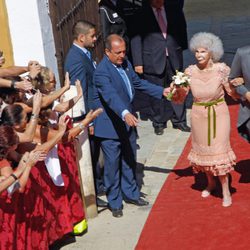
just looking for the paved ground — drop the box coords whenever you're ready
[52,1,250,249]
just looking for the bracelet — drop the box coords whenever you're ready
[10,173,18,181]
[10,80,17,89]
[78,123,85,131]
[30,113,39,120]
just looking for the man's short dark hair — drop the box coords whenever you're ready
[105,34,125,51]
[72,20,95,39]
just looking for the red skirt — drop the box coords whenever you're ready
[0,141,85,249]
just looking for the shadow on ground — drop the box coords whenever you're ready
[172,166,236,198]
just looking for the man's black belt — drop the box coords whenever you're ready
[72,114,86,123]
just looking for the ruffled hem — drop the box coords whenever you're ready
[188,149,236,176]
[191,163,234,176]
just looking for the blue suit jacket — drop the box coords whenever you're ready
[64,45,95,111]
[93,55,163,139]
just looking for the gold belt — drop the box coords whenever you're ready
[193,98,225,146]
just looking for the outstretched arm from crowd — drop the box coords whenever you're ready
[0,151,45,193]
[0,77,33,91]
[17,91,42,143]
[0,60,40,78]
[34,108,102,144]
[26,73,71,108]
[54,79,83,113]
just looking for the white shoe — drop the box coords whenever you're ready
[201,189,211,198]
[201,184,216,198]
[222,197,232,207]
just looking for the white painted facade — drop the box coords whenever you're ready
[5,0,59,83]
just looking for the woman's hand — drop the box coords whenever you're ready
[27,150,46,166]
[28,61,41,79]
[0,176,7,182]
[32,90,42,113]
[63,72,71,91]
[15,78,33,91]
[229,77,244,87]
[75,80,83,98]
[58,115,69,134]
[84,108,103,125]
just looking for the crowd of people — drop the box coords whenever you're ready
[0,0,249,249]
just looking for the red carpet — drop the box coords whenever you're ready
[136,103,250,250]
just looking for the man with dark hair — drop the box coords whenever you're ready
[93,34,169,217]
[64,20,107,210]
[65,20,97,112]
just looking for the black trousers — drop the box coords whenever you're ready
[143,57,187,128]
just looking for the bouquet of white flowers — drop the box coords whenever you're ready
[166,70,190,101]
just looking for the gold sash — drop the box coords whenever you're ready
[193,98,225,146]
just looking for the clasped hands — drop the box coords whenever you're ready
[124,86,188,127]
[165,83,189,104]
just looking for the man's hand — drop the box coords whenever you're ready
[134,66,143,75]
[124,113,138,127]
[162,87,171,98]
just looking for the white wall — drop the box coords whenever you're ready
[5,0,46,66]
[5,0,59,85]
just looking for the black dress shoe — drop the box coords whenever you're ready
[97,189,106,197]
[111,208,123,218]
[96,197,108,208]
[124,197,149,206]
[173,124,191,132]
[154,127,164,135]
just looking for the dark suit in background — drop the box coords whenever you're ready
[130,0,188,133]
[230,46,250,142]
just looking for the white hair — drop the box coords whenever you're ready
[189,32,224,62]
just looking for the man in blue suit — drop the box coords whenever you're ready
[64,20,97,114]
[64,20,107,207]
[93,34,169,217]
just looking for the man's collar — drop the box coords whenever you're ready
[73,43,88,54]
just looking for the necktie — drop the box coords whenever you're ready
[156,8,167,39]
[117,67,132,100]
[85,50,96,68]
[156,8,168,56]
[86,50,91,60]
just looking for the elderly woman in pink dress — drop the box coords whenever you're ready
[173,32,242,207]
